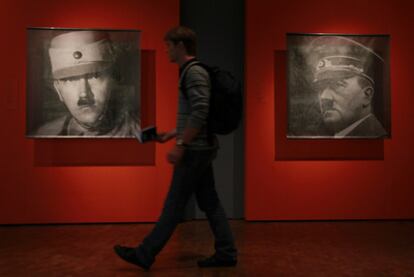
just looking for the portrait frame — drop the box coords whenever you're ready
[286,33,391,139]
[26,27,141,138]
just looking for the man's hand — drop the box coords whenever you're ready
[167,146,185,164]
[156,129,177,143]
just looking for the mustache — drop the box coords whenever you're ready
[77,97,95,106]
[320,99,334,112]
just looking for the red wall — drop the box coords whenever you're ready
[245,0,414,220]
[0,0,179,224]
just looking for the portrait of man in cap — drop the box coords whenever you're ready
[26,28,141,138]
[287,34,390,139]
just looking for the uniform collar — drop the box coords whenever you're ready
[334,113,373,138]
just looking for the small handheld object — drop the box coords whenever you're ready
[136,126,157,143]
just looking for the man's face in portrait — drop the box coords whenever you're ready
[48,31,117,128]
[317,75,373,131]
[54,70,114,127]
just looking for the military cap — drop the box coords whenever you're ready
[311,36,384,85]
[49,31,114,79]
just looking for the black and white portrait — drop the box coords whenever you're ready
[26,28,141,138]
[287,34,390,139]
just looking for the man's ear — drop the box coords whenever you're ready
[53,81,64,102]
[362,86,374,107]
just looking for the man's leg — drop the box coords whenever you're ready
[114,156,199,269]
[135,161,197,264]
[195,160,237,263]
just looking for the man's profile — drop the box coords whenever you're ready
[26,28,140,138]
[287,34,390,139]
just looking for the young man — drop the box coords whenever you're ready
[114,26,237,270]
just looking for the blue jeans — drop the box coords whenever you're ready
[135,148,237,265]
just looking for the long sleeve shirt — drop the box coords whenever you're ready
[177,59,213,148]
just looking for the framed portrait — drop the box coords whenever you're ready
[26,27,141,138]
[287,33,391,139]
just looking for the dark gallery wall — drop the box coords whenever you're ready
[180,0,245,219]
[0,0,180,224]
[245,0,414,220]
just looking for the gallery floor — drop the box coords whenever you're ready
[1,220,413,276]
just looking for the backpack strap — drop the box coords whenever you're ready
[179,60,205,99]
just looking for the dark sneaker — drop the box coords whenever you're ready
[197,255,237,268]
[113,245,151,270]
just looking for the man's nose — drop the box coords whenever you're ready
[78,77,92,97]
[320,87,333,100]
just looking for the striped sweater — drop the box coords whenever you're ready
[177,60,213,148]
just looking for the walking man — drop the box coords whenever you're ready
[114,26,237,270]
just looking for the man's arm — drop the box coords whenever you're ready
[167,66,210,164]
[156,128,177,143]
[180,126,201,145]
[167,126,200,164]
[178,65,210,146]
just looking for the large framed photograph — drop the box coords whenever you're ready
[287,33,391,139]
[26,28,141,138]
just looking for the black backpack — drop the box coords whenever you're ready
[180,61,242,135]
